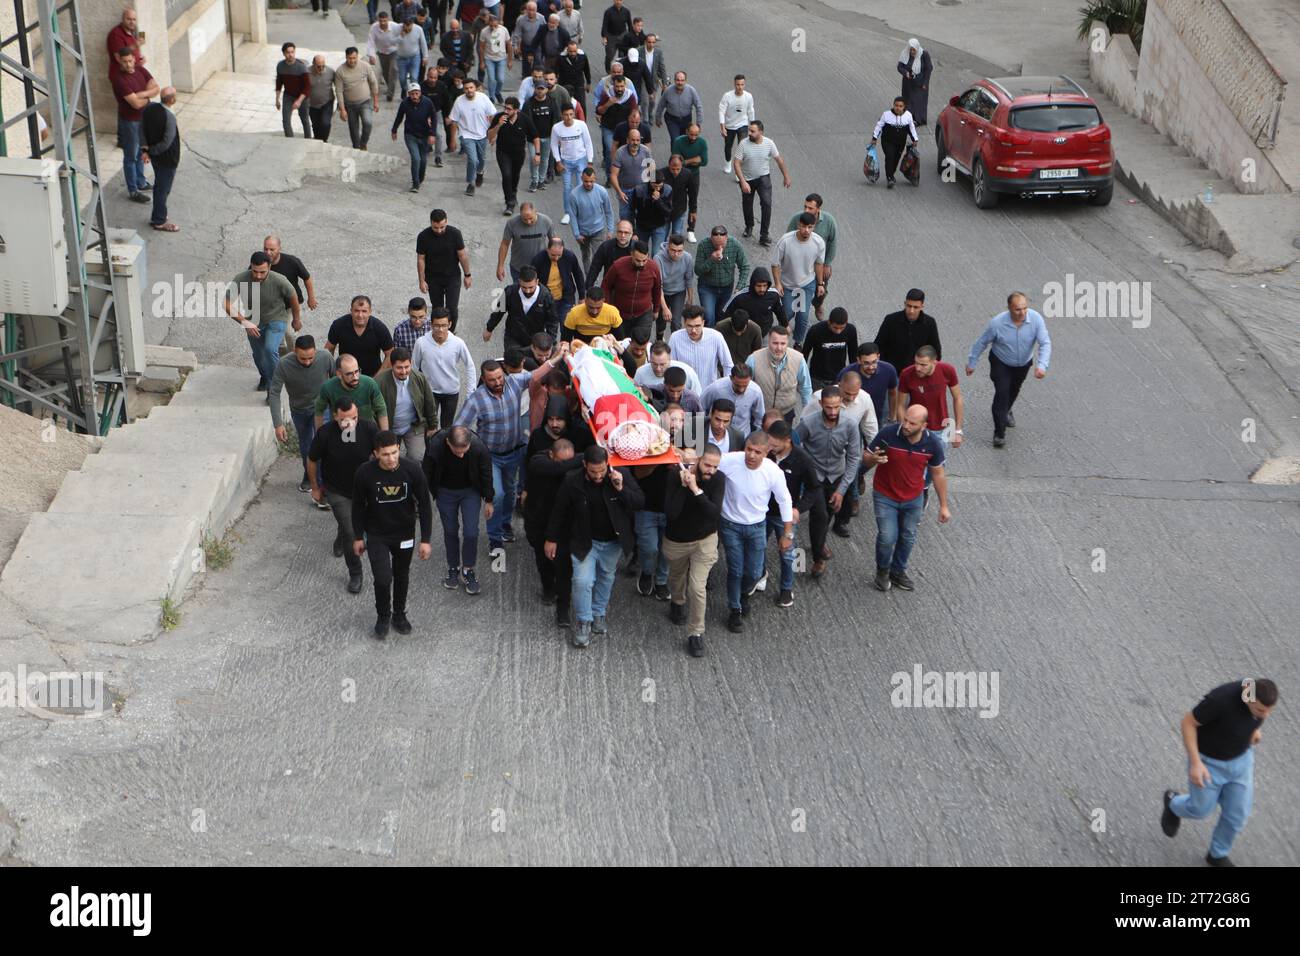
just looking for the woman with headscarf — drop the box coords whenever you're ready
[869,96,919,189]
[897,38,932,126]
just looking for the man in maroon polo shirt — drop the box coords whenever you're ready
[602,238,668,342]
[107,7,144,79]
[863,403,950,593]
[110,50,159,203]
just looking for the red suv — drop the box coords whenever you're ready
[936,76,1113,208]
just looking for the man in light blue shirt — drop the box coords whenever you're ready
[965,291,1051,448]
[568,165,616,275]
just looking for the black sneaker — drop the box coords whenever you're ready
[653,583,670,601]
[128,191,150,204]
[465,184,475,196]
[347,572,363,593]
[374,615,391,639]
[1161,791,1181,837]
[556,604,572,628]
[536,181,547,190]
[443,567,460,590]
[777,588,794,608]
[890,570,915,591]
[637,572,654,596]
[540,588,557,605]
[434,157,443,167]
[887,178,895,189]
[668,602,686,624]
[727,609,743,633]
[758,236,771,248]
[741,227,753,239]
[832,524,851,539]
[475,173,484,187]
[1006,410,1016,428]
[687,634,704,657]
[1205,852,1234,867]
[993,435,1006,448]
[392,613,413,635]
[333,539,345,557]
[462,569,481,595]
[255,381,269,392]
[591,615,607,636]
[500,530,516,544]
[138,181,152,191]
[527,183,538,192]
[298,479,311,493]
[874,568,892,591]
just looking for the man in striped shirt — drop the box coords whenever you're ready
[668,306,733,389]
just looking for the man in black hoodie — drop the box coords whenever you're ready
[545,444,644,646]
[527,436,585,625]
[352,429,433,638]
[875,288,941,376]
[722,267,787,338]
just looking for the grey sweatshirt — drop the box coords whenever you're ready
[308,66,336,108]
[655,83,703,123]
[654,244,694,294]
[269,350,335,426]
[793,412,862,494]
[394,26,429,61]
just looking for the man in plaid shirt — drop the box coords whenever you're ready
[455,349,569,549]
[390,296,432,352]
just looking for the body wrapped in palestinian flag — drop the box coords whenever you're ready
[567,339,680,465]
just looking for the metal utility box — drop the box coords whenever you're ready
[0,158,69,316]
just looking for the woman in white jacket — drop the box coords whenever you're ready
[869,96,919,189]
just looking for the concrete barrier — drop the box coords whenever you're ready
[0,365,280,644]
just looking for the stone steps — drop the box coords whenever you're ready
[0,365,280,644]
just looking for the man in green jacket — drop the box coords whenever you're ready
[315,353,390,429]
[374,346,440,461]
[692,224,748,329]
[786,193,837,323]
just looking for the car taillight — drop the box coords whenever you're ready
[997,130,1032,147]
[1086,126,1111,143]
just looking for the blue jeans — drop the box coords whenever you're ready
[783,279,816,346]
[345,99,373,149]
[436,486,481,569]
[529,137,551,187]
[617,193,633,223]
[697,283,732,329]
[118,117,146,193]
[559,161,581,220]
[290,407,315,483]
[397,55,421,93]
[366,0,378,22]
[645,224,669,255]
[635,510,669,585]
[872,490,923,573]
[485,59,506,102]
[669,212,688,238]
[765,513,796,592]
[1170,749,1254,859]
[463,136,488,184]
[247,321,287,387]
[571,539,622,623]
[488,445,525,542]
[149,161,178,226]
[719,517,766,611]
[663,113,690,144]
[404,132,430,186]
[600,126,615,175]
[924,429,950,489]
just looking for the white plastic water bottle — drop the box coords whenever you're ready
[1204,183,1214,204]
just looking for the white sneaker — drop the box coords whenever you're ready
[687,230,698,244]
[560,213,570,225]
[749,572,768,595]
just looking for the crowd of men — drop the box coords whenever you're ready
[110,0,1272,870]
[215,1,1064,657]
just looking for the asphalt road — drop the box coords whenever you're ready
[1,0,1296,866]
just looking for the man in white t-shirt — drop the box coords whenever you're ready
[448,78,498,196]
[717,431,793,633]
[731,119,791,247]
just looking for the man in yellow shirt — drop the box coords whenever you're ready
[563,287,623,342]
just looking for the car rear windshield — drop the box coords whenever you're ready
[1009,105,1102,132]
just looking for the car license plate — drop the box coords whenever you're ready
[1040,168,1079,179]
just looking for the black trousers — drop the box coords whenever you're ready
[309,101,333,142]
[615,309,654,341]
[741,174,773,240]
[881,125,908,180]
[824,478,851,533]
[433,392,459,430]
[426,274,462,332]
[722,126,745,163]
[533,540,572,610]
[368,537,415,617]
[498,150,524,207]
[989,353,1032,438]
[806,486,832,557]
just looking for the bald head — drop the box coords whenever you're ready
[161,86,177,106]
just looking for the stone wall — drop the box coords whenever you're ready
[167,0,231,93]
[1136,0,1289,194]
[1087,26,1140,115]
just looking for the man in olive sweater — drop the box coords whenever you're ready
[314,353,390,429]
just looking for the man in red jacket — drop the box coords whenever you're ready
[602,238,669,342]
